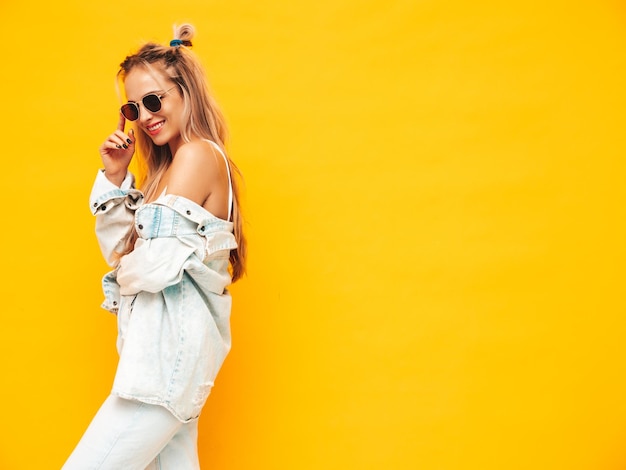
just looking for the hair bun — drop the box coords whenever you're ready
[173,23,195,43]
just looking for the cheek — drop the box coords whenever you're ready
[171,95,186,118]
[169,105,185,128]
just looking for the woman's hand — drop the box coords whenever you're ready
[99,113,135,186]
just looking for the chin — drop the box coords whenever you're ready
[149,134,170,147]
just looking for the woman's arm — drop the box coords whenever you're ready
[90,114,140,267]
[98,114,135,186]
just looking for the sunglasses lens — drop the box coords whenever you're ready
[121,103,139,121]
[143,94,162,113]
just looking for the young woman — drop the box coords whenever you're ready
[63,23,246,469]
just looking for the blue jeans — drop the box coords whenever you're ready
[63,395,200,469]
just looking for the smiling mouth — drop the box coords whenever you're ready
[147,121,165,132]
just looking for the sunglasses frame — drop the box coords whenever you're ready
[120,86,178,121]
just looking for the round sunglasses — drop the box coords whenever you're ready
[120,86,177,121]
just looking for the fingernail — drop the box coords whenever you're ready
[123,144,128,149]
[116,145,122,149]
[126,138,132,144]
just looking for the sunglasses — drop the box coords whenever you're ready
[120,86,177,121]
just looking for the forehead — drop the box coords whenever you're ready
[124,66,171,100]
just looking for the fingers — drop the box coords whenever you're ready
[116,130,134,149]
[106,129,134,150]
[99,119,136,163]
[117,112,126,132]
[114,113,133,148]
[99,131,134,158]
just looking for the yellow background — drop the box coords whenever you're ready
[0,1,625,468]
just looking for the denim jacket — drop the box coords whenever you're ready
[89,169,237,422]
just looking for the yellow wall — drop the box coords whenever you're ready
[1,1,625,468]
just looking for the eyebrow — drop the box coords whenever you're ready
[126,89,166,103]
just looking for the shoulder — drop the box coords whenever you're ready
[166,140,225,205]
[172,140,221,169]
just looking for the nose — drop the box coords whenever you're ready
[138,104,155,124]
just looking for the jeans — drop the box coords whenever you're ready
[62,395,200,469]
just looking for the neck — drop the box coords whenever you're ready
[168,134,184,156]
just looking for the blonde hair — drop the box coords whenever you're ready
[117,24,247,282]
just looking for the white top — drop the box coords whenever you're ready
[206,140,233,222]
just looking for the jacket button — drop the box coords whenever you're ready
[186,210,191,215]
[101,205,106,211]
[138,224,143,229]
[113,301,117,306]
[93,202,97,207]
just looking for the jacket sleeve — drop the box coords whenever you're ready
[116,234,234,297]
[89,169,144,267]
[116,237,200,294]
[115,198,237,297]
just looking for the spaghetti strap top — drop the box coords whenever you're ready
[204,140,233,222]
[159,140,234,221]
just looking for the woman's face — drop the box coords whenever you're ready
[124,66,185,153]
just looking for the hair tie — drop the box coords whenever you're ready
[170,39,192,47]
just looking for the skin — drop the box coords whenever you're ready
[99,66,231,220]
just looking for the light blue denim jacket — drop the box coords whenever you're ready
[89,169,237,422]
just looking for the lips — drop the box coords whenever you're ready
[146,120,165,135]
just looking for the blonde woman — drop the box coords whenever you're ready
[64,23,246,469]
